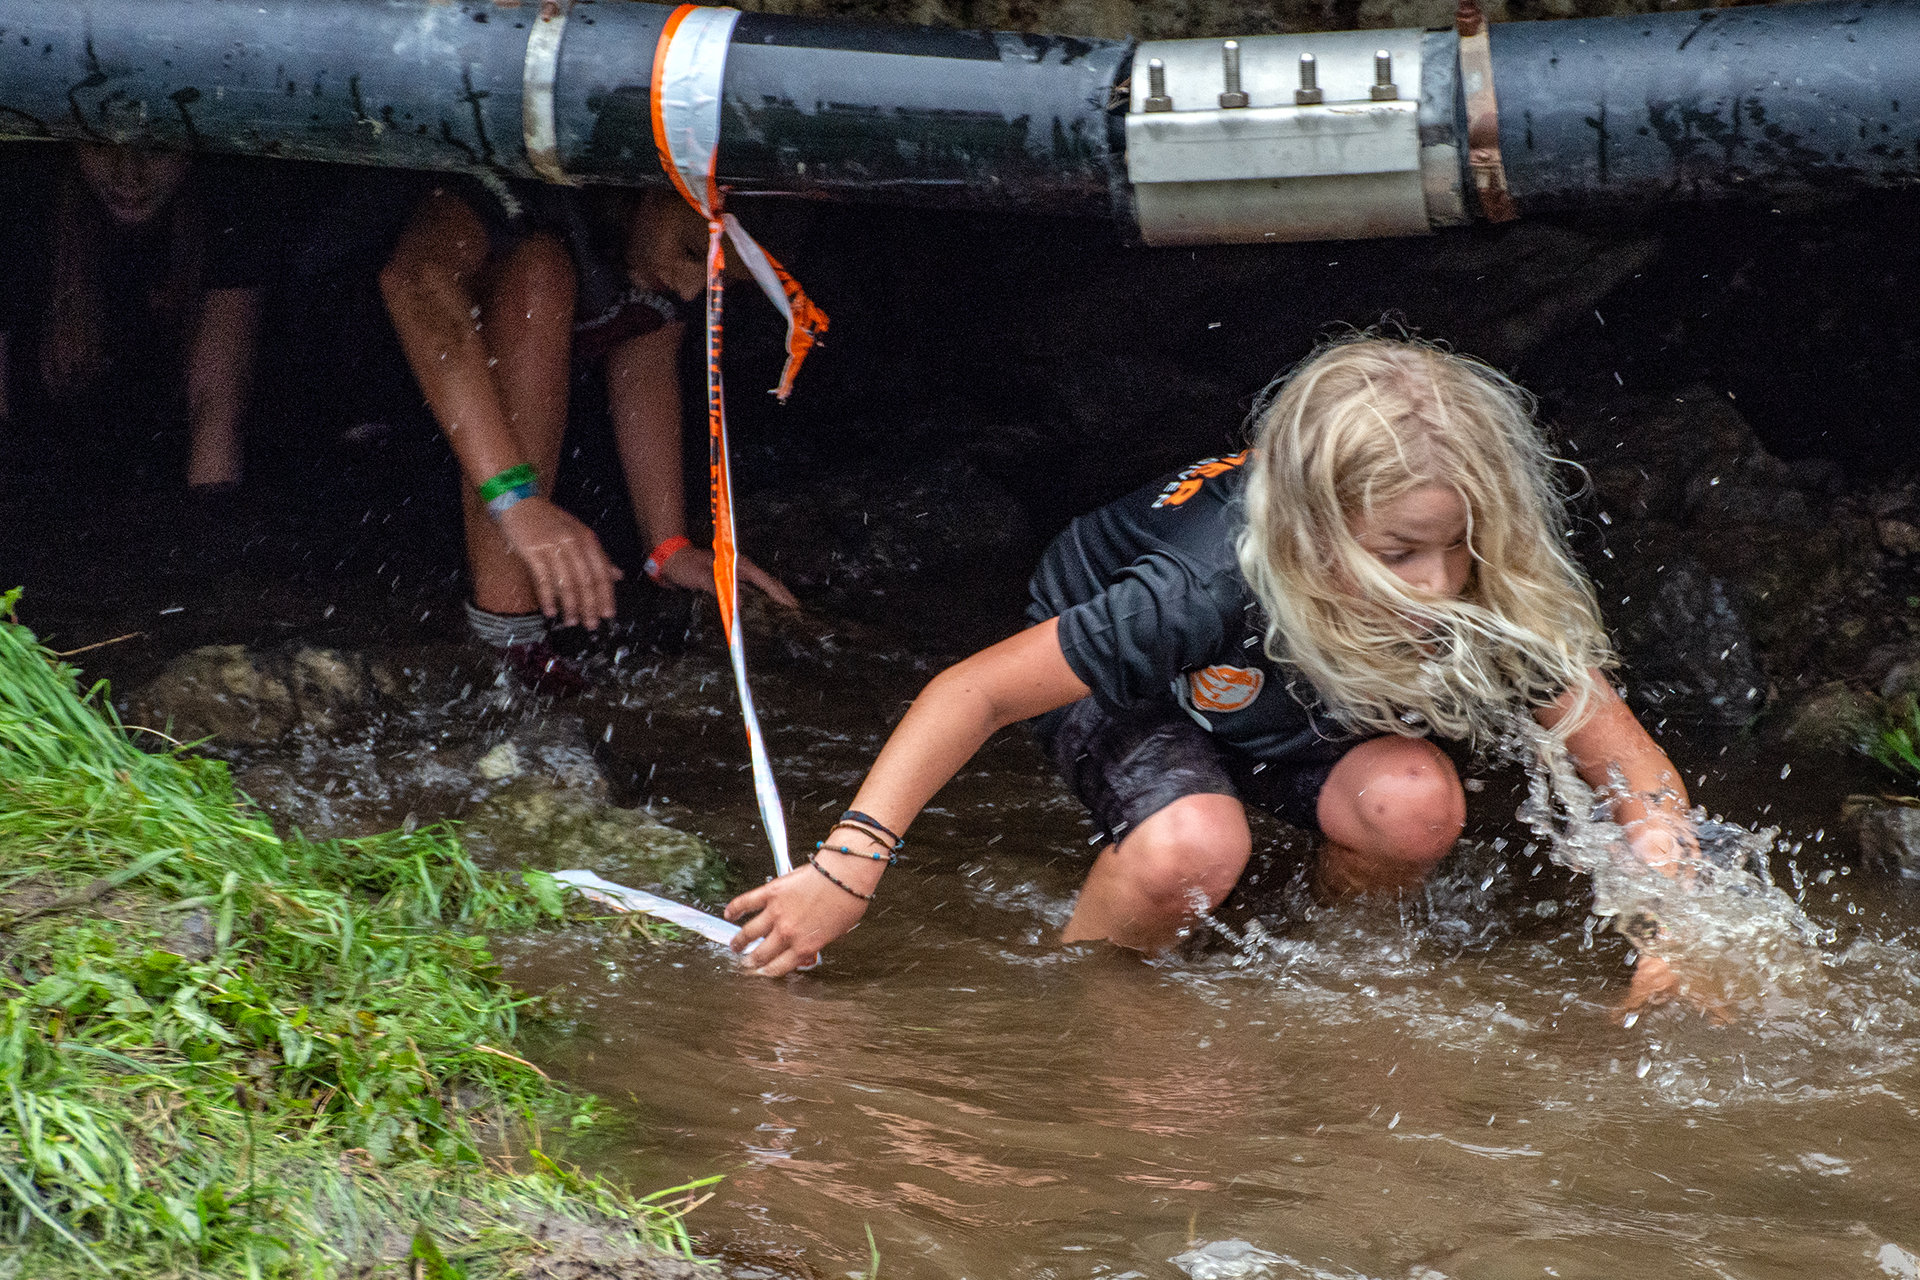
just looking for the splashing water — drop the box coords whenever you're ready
[1504,714,1832,1017]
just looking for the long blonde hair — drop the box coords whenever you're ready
[1236,334,1612,742]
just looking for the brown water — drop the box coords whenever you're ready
[438,635,1920,1280]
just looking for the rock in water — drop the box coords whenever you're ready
[462,778,736,906]
[127,644,395,745]
[1843,795,1920,883]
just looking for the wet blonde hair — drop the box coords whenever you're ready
[1236,334,1612,742]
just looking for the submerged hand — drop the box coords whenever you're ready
[496,497,623,629]
[725,859,872,977]
[1613,953,1736,1026]
[660,546,800,609]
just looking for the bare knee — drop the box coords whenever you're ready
[498,232,576,313]
[1320,738,1465,870]
[1116,796,1251,914]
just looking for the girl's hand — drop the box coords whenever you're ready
[725,861,871,977]
[660,545,800,609]
[1614,953,1736,1026]
[496,497,624,628]
[1625,821,1700,878]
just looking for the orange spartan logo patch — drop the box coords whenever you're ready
[1187,664,1265,713]
[1151,451,1249,509]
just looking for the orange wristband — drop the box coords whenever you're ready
[644,535,694,582]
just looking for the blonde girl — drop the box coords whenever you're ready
[727,336,1697,1007]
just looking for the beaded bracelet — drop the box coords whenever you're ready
[816,841,898,866]
[478,464,539,520]
[828,821,897,854]
[808,852,875,902]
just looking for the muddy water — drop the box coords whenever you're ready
[453,635,1920,1280]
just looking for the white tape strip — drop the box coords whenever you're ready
[552,869,746,950]
[522,0,574,185]
[656,3,741,215]
[722,213,794,329]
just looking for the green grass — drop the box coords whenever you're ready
[1864,691,1920,783]
[0,590,713,1276]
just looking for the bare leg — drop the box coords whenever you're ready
[1314,736,1465,896]
[464,233,578,616]
[1062,793,1251,952]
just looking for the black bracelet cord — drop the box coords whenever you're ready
[808,852,876,902]
[837,809,904,850]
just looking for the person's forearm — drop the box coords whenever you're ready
[381,261,526,489]
[606,329,687,547]
[847,668,1009,843]
[1546,675,1690,826]
[1581,748,1690,833]
[185,289,260,489]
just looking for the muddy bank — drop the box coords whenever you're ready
[0,609,715,1278]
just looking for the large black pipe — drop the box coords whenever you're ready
[4,0,1920,235]
[1493,1,1920,210]
[0,0,1128,217]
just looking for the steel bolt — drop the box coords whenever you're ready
[1371,49,1398,101]
[1295,52,1323,106]
[1219,40,1250,109]
[1144,57,1174,112]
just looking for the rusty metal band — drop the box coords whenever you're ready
[522,0,573,185]
[1456,0,1517,223]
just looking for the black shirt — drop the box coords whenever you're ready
[1027,453,1358,765]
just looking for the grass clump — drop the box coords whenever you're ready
[0,591,712,1277]
[1864,690,1920,785]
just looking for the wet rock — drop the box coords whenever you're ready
[1842,795,1920,883]
[129,644,297,744]
[230,703,613,841]
[127,644,397,746]
[1568,390,1912,719]
[1776,682,1876,755]
[1877,518,1920,558]
[462,778,735,906]
[1614,563,1764,725]
[475,742,524,782]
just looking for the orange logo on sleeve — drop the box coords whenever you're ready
[1187,664,1265,713]
[1151,452,1248,509]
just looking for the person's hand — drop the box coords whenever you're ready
[496,497,624,628]
[1613,952,1736,1025]
[1625,819,1700,879]
[660,545,799,609]
[725,857,873,977]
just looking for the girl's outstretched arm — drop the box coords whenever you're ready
[1536,673,1694,866]
[724,617,1091,977]
[1537,673,1705,1016]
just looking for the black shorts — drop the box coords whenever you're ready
[1034,698,1355,846]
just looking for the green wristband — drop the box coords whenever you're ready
[477,464,539,505]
